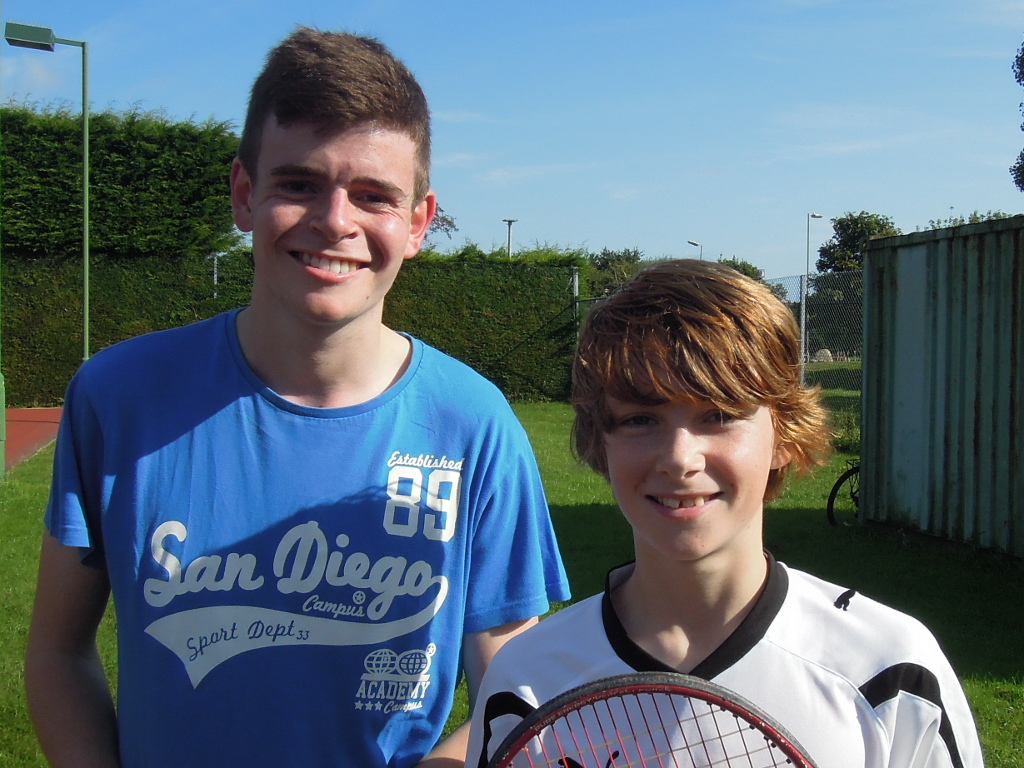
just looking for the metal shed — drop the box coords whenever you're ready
[861,216,1024,557]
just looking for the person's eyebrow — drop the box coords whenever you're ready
[268,163,322,178]
[350,175,408,203]
[268,165,408,203]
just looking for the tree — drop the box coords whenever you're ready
[585,247,643,297]
[927,210,1011,229]
[717,256,763,281]
[426,205,457,240]
[816,211,900,273]
[717,257,787,301]
[1012,39,1024,192]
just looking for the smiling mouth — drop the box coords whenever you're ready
[654,495,710,509]
[294,251,361,275]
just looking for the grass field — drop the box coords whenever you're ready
[2,400,1021,765]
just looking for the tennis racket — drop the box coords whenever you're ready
[485,672,818,768]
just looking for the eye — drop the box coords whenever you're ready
[613,412,655,430]
[278,179,316,195]
[705,409,738,426]
[352,188,398,208]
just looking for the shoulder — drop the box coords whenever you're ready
[65,313,236,422]
[76,313,231,389]
[781,565,931,632]
[776,565,946,667]
[482,595,612,694]
[739,565,983,767]
[471,595,629,766]
[413,341,506,398]
[406,338,523,424]
[781,566,940,650]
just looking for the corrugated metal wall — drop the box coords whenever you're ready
[861,216,1024,557]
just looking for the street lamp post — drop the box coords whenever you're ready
[687,240,703,260]
[801,212,823,383]
[502,219,517,258]
[5,22,90,362]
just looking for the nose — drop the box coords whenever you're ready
[310,188,356,242]
[656,428,705,475]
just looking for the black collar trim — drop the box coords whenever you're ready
[601,553,788,679]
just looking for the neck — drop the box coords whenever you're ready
[612,549,769,673]
[235,308,411,408]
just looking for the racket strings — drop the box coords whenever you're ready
[512,690,798,768]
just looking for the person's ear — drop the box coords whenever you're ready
[771,442,792,470]
[405,190,437,259]
[230,158,255,233]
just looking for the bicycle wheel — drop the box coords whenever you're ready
[826,465,860,527]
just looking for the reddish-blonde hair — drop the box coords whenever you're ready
[572,259,830,499]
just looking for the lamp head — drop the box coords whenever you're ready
[5,22,56,52]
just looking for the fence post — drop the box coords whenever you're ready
[571,266,580,340]
[799,273,808,384]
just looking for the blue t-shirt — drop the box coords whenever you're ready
[47,310,570,768]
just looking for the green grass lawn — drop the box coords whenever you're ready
[1,448,115,767]
[1,450,53,766]
[3,402,1021,766]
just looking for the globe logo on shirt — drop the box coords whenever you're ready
[397,649,431,676]
[364,648,398,675]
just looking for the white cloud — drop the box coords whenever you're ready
[434,152,484,168]
[763,102,963,162]
[3,54,69,98]
[433,110,496,124]
[481,163,587,186]
[603,184,641,200]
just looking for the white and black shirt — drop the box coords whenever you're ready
[469,555,983,768]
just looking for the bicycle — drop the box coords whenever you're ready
[826,459,860,526]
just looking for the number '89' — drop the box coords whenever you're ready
[383,466,461,542]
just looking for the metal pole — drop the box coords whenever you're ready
[80,39,89,360]
[503,219,517,258]
[53,36,90,359]
[3,27,91,366]
[799,273,807,385]
[571,266,580,341]
[0,42,5,480]
[802,213,822,384]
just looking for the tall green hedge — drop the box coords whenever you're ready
[0,105,599,406]
[1,255,580,406]
[386,261,579,401]
[1,250,254,405]
[1,105,240,260]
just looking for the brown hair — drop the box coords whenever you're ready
[572,259,830,499]
[237,27,431,203]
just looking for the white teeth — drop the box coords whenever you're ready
[657,496,705,509]
[300,253,356,274]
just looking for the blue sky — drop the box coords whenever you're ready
[4,0,1024,278]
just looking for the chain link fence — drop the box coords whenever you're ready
[764,269,863,405]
